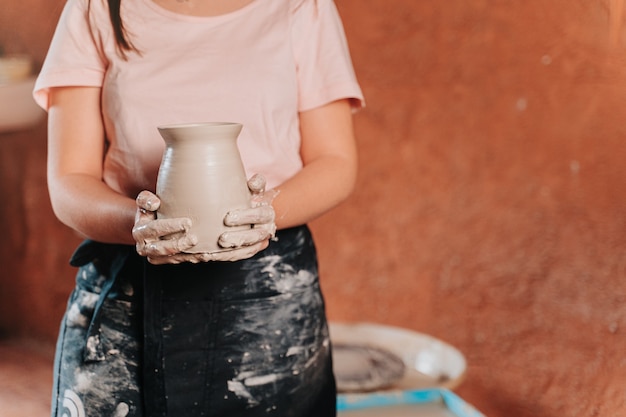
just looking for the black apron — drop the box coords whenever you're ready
[52,226,336,417]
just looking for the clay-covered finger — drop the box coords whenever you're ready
[212,241,268,261]
[247,173,266,194]
[147,252,196,265]
[142,233,198,257]
[224,206,275,226]
[218,228,271,248]
[136,190,161,212]
[133,217,192,242]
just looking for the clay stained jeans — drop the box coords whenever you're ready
[51,226,336,417]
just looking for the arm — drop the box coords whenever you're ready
[47,86,137,244]
[272,98,358,229]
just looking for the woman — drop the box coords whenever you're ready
[34,0,363,415]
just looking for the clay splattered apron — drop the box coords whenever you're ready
[52,226,336,417]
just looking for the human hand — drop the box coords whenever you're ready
[132,174,276,264]
[132,190,201,264]
[219,173,278,249]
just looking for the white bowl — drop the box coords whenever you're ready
[0,76,45,133]
[330,322,467,392]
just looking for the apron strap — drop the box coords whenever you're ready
[69,240,133,362]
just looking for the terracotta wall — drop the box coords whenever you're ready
[1,1,626,416]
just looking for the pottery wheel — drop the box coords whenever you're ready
[332,343,406,392]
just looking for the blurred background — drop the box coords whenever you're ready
[1,0,626,416]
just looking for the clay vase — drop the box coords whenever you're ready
[155,122,251,254]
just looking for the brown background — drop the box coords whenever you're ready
[1,0,626,416]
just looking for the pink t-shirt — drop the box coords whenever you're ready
[34,0,364,196]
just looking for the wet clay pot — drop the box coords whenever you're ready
[156,122,251,253]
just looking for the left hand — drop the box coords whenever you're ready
[218,173,278,249]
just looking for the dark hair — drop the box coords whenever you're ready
[105,0,137,56]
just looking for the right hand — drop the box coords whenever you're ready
[132,190,199,264]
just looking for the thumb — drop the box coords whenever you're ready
[136,190,161,212]
[247,174,266,195]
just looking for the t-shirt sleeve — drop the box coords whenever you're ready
[33,0,107,110]
[291,0,365,112]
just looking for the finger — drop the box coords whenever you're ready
[138,232,198,258]
[218,228,271,248]
[254,221,277,239]
[224,206,275,226]
[247,173,266,194]
[136,190,161,212]
[132,217,192,243]
[209,241,268,261]
[147,252,197,265]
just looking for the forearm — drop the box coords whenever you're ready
[271,99,358,230]
[47,86,137,245]
[48,173,137,245]
[272,155,357,230]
